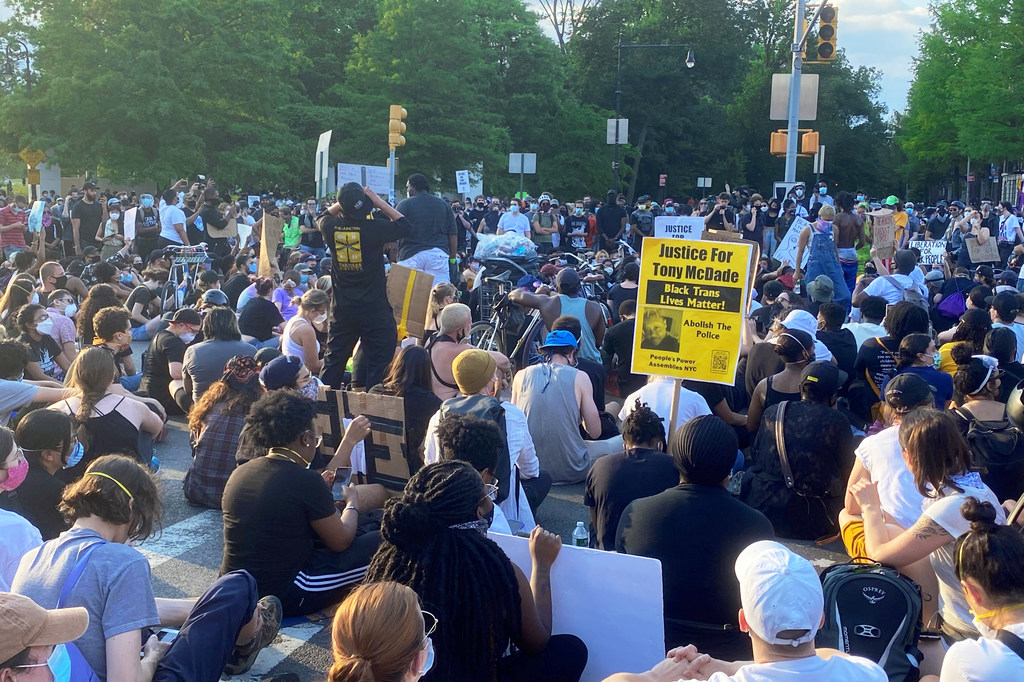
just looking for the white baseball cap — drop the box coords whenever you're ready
[780,309,818,338]
[734,541,823,647]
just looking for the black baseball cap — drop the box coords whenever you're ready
[975,265,995,280]
[336,182,371,217]
[885,373,933,411]
[800,361,847,400]
[989,291,1019,320]
[169,308,202,325]
[82,181,99,190]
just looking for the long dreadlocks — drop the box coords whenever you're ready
[366,460,522,681]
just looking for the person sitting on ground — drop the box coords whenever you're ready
[937,308,992,378]
[512,330,601,485]
[741,361,854,541]
[844,294,888,350]
[369,346,443,469]
[328,581,437,682]
[988,290,1024,360]
[585,401,677,551]
[425,303,509,401]
[76,283,121,347]
[44,288,79,364]
[220,391,384,616]
[606,262,640,325]
[182,307,256,405]
[50,347,164,482]
[184,356,262,510]
[258,353,324,400]
[13,454,283,679]
[616,415,775,660]
[849,407,1006,641]
[0,341,74,427]
[509,268,605,364]
[0,592,90,681]
[619,375,711,426]
[139,307,202,415]
[985,326,1024,403]
[239,277,285,349]
[746,329,816,433]
[16,303,71,381]
[816,301,857,379]
[853,248,928,306]
[92,306,143,393]
[425,348,545,527]
[124,267,169,341]
[281,288,328,376]
[678,541,887,681]
[0,275,39,337]
[884,333,953,408]
[603,299,645,396]
[366,460,589,682]
[552,314,619,438]
[7,410,77,539]
[0,426,42,590]
[854,300,931,409]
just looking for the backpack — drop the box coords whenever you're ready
[882,275,928,311]
[816,561,923,682]
[936,280,968,320]
[440,394,514,505]
[57,541,107,682]
[951,407,1024,502]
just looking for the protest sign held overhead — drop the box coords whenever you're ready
[771,216,811,268]
[632,238,752,385]
[870,209,896,259]
[653,215,702,240]
[908,240,945,266]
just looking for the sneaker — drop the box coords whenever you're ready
[223,595,282,676]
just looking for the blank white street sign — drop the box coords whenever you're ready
[508,153,537,174]
[606,119,629,145]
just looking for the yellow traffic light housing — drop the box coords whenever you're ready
[770,132,787,155]
[817,5,837,61]
[389,105,407,149]
[801,130,819,155]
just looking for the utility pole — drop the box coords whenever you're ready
[784,1,827,183]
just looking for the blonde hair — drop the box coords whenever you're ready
[328,582,424,682]
[817,205,836,221]
[428,282,458,321]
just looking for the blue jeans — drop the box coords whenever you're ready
[246,337,280,350]
[120,373,142,392]
[298,245,326,258]
[131,325,150,342]
[763,230,778,260]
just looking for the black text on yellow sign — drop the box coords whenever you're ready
[631,238,752,385]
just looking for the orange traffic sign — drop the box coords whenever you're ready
[19,147,45,168]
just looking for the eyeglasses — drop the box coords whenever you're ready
[305,430,324,449]
[483,482,499,501]
[422,610,438,637]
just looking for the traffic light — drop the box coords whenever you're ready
[817,4,837,61]
[388,105,407,149]
[801,130,819,155]
[770,131,787,155]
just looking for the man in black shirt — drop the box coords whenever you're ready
[319,183,412,390]
[596,190,628,251]
[70,181,103,256]
[703,192,735,231]
[395,173,457,286]
[140,307,201,414]
[603,299,645,396]
[616,414,774,659]
[585,402,675,550]
[298,197,326,257]
[816,301,857,382]
[194,187,235,256]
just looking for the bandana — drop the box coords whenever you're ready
[222,356,260,390]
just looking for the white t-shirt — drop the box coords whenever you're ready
[921,481,1005,634]
[992,321,1024,362]
[618,378,711,424]
[706,653,887,681]
[854,426,925,530]
[940,621,1024,681]
[863,273,927,305]
[842,321,888,351]
[497,212,531,235]
[159,204,187,244]
[0,508,42,591]
[998,214,1021,243]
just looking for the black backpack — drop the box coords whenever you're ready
[816,561,922,682]
[952,407,1024,502]
[440,395,514,504]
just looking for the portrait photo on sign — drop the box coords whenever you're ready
[640,308,681,352]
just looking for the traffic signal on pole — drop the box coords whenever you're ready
[817,5,837,61]
[389,105,407,149]
[770,131,787,155]
[801,130,819,155]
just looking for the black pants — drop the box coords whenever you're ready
[497,634,587,682]
[278,530,380,616]
[521,471,552,517]
[322,301,398,390]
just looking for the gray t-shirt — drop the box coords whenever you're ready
[395,192,456,259]
[183,339,257,402]
[0,379,38,425]
[12,527,160,678]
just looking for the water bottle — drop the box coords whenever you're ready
[572,521,589,548]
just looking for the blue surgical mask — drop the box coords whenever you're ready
[665,206,675,214]
[420,638,435,676]
[248,263,257,274]
[510,205,520,214]
[120,274,133,285]
[907,208,915,216]
[795,188,804,197]
[300,274,309,285]
[66,441,84,468]
[819,187,827,195]
[856,195,865,202]
[141,196,155,208]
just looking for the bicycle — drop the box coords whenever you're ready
[470,270,546,375]
[160,245,208,313]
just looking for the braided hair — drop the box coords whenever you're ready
[366,461,521,682]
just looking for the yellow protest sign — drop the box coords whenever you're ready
[631,238,752,385]
[19,147,45,168]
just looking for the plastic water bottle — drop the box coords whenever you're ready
[572,521,589,548]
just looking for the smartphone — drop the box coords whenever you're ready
[332,467,353,501]
[156,629,179,643]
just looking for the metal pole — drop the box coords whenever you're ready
[784,0,805,183]
[614,40,622,194]
[388,148,396,205]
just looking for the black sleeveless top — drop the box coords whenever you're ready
[764,375,801,411]
[58,396,143,483]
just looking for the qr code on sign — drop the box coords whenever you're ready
[711,351,729,374]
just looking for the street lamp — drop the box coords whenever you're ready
[1,38,32,95]
[613,38,694,194]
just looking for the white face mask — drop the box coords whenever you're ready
[314,312,328,325]
[35,318,54,335]
[64,302,77,317]
[30,293,39,305]
[179,332,196,344]
[109,212,121,221]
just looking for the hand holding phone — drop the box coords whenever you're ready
[332,467,354,501]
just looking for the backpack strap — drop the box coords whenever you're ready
[882,275,907,294]
[996,629,1024,662]
[58,541,106,608]
[774,401,796,490]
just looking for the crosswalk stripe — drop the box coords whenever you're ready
[137,509,224,568]
[222,622,324,680]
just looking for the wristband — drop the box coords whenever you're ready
[449,258,457,264]
[344,504,358,513]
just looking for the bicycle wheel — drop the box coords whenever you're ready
[470,321,498,352]
[511,316,547,375]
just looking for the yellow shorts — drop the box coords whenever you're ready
[841,519,867,560]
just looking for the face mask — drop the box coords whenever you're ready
[795,189,804,197]
[35,318,54,335]
[109,212,121,221]
[54,274,68,289]
[298,376,321,400]
[819,187,827,195]
[64,302,77,317]
[314,312,328,325]
[141,197,155,208]
[604,266,614,277]
[476,202,484,208]
[30,293,39,305]
[66,441,84,469]
[300,274,309,285]
[177,191,185,202]
[907,208,915,216]
[665,206,675,215]
[420,638,435,676]
[179,332,196,344]
[120,274,133,285]
[470,263,479,271]
[248,263,257,274]
[939,207,947,215]
[530,203,538,211]
[744,204,751,212]
[0,456,28,492]
[574,207,584,215]
[510,205,520,214]
[933,352,943,369]
[857,195,865,202]
[11,206,22,214]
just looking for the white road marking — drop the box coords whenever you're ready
[223,623,324,680]
[137,509,223,567]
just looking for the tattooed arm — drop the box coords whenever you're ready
[851,479,952,565]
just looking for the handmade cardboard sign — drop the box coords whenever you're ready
[258,214,284,277]
[386,264,433,339]
[206,218,238,239]
[870,210,896,259]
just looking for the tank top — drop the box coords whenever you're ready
[515,363,589,484]
[558,295,600,364]
[764,375,801,411]
[282,317,320,359]
[59,396,142,481]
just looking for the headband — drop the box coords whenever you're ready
[968,354,999,396]
[778,332,810,352]
[84,471,133,499]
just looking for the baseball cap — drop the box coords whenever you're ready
[806,275,834,303]
[894,249,918,272]
[780,309,818,339]
[937,200,948,208]
[924,269,945,283]
[452,349,497,396]
[254,347,282,366]
[106,197,121,206]
[735,541,823,646]
[975,264,995,280]
[539,329,579,351]
[884,195,900,206]
[82,181,99,190]
[885,373,933,411]
[0,592,89,663]
[800,361,847,399]
[198,270,221,286]
[336,182,372,217]
[260,355,303,389]
[516,275,542,291]
[555,268,581,291]
[540,263,563,278]
[990,291,1019,320]
[996,270,1019,286]
[169,308,202,326]
[951,201,966,209]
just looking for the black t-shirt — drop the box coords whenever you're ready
[855,335,900,398]
[928,213,951,240]
[481,210,501,234]
[70,200,103,249]
[299,212,325,249]
[18,333,63,378]
[744,342,785,397]
[616,485,774,658]
[682,380,727,413]
[0,459,67,540]
[140,329,186,405]
[319,214,412,308]
[704,207,736,231]
[223,273,251,310]
[197,204,229,252]
[596,204,628,239]
[584,448,677,551]
[603,318,643,394]
[126,286,155,327]
[817,328,857,381]
[737,210,765,244]
[606,283,639,325]
[221,457,338,598]
[238,297,285,341]
[575,357,606,412]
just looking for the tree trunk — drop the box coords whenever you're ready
[625,120,649,205]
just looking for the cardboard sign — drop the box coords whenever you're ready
[653,215,702,241]
[870,210,896,259]
[386,264,433,339]
[632,238,752,385]
[315,387,413,491]
[123,207,137,241]
[258,214,284,277]
[771,216,811,268]
[488,532,664,682]
[966,234,999,264]
[206,218,238,239]
[908,240,945,266]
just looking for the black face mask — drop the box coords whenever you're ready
[54,275,68,289]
